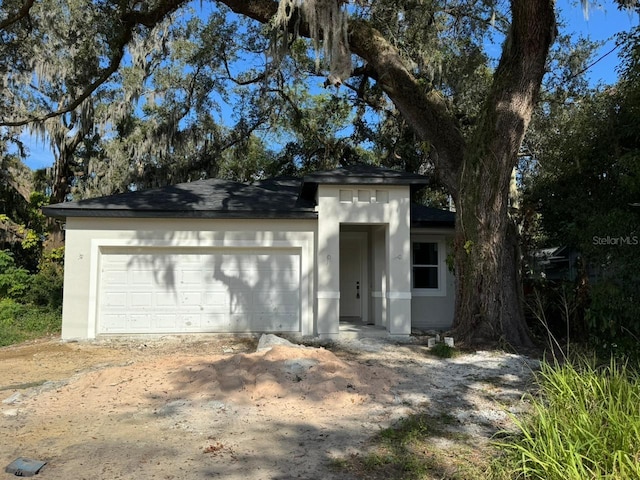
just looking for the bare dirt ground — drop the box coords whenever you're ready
[0,335,538,479]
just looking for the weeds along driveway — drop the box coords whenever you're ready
[0,336,538,479]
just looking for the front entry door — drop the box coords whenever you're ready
[340,232,367,321]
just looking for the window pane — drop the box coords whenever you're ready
[413,266,438,289]
[413,242,438,266]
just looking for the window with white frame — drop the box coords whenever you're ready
[412,242,438,288]
[411,238,446,295]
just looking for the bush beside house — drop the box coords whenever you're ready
[0,249,63,346]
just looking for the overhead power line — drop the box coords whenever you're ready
[566,43,620,83]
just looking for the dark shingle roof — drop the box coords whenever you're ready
[42,177,316,219]
[42,165,454,227]
[411,204,456,227]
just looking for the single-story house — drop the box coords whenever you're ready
[43,165,456,340]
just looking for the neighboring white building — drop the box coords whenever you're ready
[43,165,455,340]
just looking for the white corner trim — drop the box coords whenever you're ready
[371,291,385,298]
[87,240,102,339]
[387,291,412,299]
[317,291,341,299]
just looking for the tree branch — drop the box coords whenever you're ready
[471,0,556,174]
[0,0,35,31]
[214,0,280,26]
[1,0,189,128]
[2,48,125,127]
[216,0,464,191]
[348,19,464,189]
[223,53,267,86]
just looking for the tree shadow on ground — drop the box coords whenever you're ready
[152,338,539,479]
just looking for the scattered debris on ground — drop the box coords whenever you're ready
[0,335,537,479]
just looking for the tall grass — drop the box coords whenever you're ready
[494,357,640,479]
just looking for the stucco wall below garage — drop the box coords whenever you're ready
[61,217,316,340]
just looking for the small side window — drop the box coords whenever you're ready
[412,242,439,289]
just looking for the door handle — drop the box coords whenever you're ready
[356,281,360,299]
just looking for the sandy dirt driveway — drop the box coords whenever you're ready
[0,335,537,479]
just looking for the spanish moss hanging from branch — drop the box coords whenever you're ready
[273,0,352,86]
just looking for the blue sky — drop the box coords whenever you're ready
[558,0,639,84]
[20,2,640,171]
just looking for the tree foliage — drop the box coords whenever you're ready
[523,26,640,357]
[0,153,51,269]
[2,0,624,346]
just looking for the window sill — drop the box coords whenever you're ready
[412,289,446,297]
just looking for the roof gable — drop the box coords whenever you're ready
[299,164,430,201]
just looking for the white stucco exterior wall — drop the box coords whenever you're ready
[61,217,316,340]
[59,195,455,340]
[316,185,412,337]
[410,230,456,332]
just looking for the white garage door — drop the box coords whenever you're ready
[97,248,300,334]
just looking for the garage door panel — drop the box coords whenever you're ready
[179,291,203,306]
[103,292,128,308]
[156,292,178,307]
[131,270,156,286]
[98,249,300,334]
[103,270,127,285]
[203,275,224,286]
[128,314,152,330]
[101,314,128,332]
[201,313,227,328]
[229,291,253,313]
[176,314,202,330]
[131,292,153,307]
[203,292,228,308]
[254,313,298,331]
[253,290,298,305]
[156,314,177,329]
[227,313,254,330]
[180,269,202,285]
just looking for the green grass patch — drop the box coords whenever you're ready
[0,298,61,346]
[334,413,492,479]
[492,356,640,480]
[429,343,458,358]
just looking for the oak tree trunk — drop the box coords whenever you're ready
[444,0,554,347]
[452,159,531,346]
[206,0,557,347]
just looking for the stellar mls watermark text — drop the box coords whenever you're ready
[592,235,639,246]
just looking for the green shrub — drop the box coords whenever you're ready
[1,247,64,307]
[586,281,640,362]
[494,356,640,480]
[24,252,64,308]
[0,297,27,322]
[0,298,61,346]
[0,250,32,300]
[430,342,457,358]
[0,249,63,345]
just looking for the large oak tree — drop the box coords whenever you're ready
[1,0,562,346]
[217,0,556,347]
